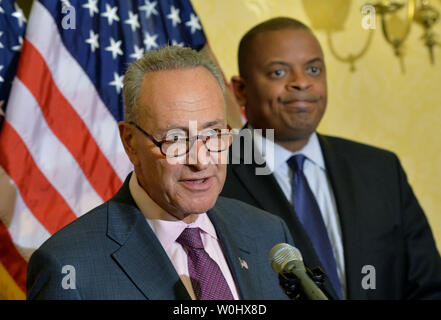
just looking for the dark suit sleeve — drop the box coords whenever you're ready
[396,156,441,299]
[27,248,82,300]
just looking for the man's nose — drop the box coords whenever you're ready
[286,71,312,91]
[187,138,211,169]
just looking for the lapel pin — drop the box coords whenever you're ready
[238,257,248,270]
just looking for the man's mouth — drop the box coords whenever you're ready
[279,93,319,106]
[280,98,319,111]
[281,97,318,104]
[180,177,213,190]
[186,178,208,184]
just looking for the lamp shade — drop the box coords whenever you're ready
[302,0,352,31]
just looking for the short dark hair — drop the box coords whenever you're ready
[238,17,311,77]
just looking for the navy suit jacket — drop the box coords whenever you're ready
[27,174,294,300]
[221,132,441,299]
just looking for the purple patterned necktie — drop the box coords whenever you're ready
[176,227,234,300]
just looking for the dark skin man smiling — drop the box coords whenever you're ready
[221,17,441,300]
[233,26,327,152]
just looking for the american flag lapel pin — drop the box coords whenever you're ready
[238,257,248,270]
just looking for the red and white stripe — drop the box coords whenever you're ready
[0,1,132,298]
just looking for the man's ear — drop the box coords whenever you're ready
[231,76,247,107]
[118,121,139,166]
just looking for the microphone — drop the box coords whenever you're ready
[270,243,329,300]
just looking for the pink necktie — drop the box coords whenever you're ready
[176,227,234,300]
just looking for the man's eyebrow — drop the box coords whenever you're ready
[201,119,225,129]
[156,119,225,135]
[266,57,323,67]
[266,61,290,67]
[305,57,323,65]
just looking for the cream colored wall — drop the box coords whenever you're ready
[192,0,441,252]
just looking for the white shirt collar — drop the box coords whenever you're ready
[250,125,325,173]
[128,172,218,251]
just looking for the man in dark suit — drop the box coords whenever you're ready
[221,17,441,299]
[26,46,294,300]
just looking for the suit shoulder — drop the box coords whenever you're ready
[320,134,398,162]
[36,201,109,253]
[215,196,285,226]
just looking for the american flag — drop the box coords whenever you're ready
[0,0,231,300]
[0,0,26,127]
[238,257,248,270]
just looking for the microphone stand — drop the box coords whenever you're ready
[278,266,334,300]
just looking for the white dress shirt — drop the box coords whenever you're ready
[128,172,240,300]
[253,129,347,298]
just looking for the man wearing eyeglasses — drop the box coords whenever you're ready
[26,46,294,300]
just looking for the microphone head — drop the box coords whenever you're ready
[269,243,303,274]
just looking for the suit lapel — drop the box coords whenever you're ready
[230,137,321,263]
[231,164,294,224]
[229,132,340,299]
[231,138,318,261]
[207,205,262,300]
[318,134,366,299]
[106,180,190,300]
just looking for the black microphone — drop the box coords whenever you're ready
[270,243,329,300]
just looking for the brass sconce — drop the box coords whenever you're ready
[326,29,375,72]
[370,0,415,71]
[302,0,374,72]
[414,0,440,63]
[368,0,440,71]
[302,0,440,72]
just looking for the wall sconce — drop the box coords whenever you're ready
[302,0,440,72]
[325,28,374,72]
[367,0,440,71]
[414,0,440,63]
[370,0,415,71]
[302,0,374,71]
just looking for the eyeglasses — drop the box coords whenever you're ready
[128,121,233,157]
